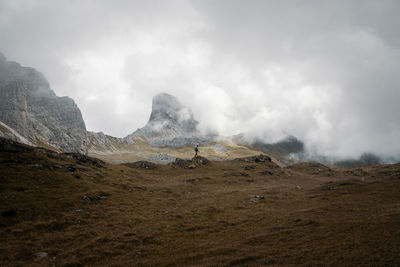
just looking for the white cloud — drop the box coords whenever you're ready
[0,0,399,159]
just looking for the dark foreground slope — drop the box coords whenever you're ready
[0,138,399,266]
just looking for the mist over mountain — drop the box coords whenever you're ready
[133,93,199,138]
[149,93,198,131]
[88,93,207,153]
[0,53,87,153]
[1,1,400,161]
[124,93,212,148]
[1,3,399,265]
[0,52,398,165]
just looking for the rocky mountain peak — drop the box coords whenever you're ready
[0,52,87,153]
[147,93,198,133]
[124,92,206,147]
[149,93,184,123]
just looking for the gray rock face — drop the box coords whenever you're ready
[148,93,198,133]
[0,120,34,145]
[0,53,87,153]
[126,93,211,147]
[87,131,129,152]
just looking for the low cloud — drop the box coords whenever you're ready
[0,0,399,160]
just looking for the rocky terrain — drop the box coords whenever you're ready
[1,137,399,266]
[87,93,275,164]
[0,53,87,153]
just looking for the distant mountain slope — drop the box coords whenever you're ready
[251,136,305,164]
[0,53,87,153]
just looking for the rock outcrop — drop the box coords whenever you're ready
[147,92,198,134]
[171,155,210,168]
[0,53,87,153]
[87,131,129,153]
[0,120,34,146]
[125,93,211,147]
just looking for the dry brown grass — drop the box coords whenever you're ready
[88,140,273,165]
[0,146,399,266]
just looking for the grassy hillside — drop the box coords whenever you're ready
[1,138,399,266]
[88,138,278,165]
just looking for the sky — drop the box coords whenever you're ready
[0,0,400,160]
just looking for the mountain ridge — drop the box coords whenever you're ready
[0,53,87,153]
[0,53,299,165]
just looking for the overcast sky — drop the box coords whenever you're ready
[1,0,399,159]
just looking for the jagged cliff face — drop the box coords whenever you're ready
[148,93,198,133]
[137,93,198,137]
[125,93,208,147]
[0,53,87,153]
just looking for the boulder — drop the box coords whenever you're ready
[123,161,156,170]
[235,154,272,163]
[170,156,210,168]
